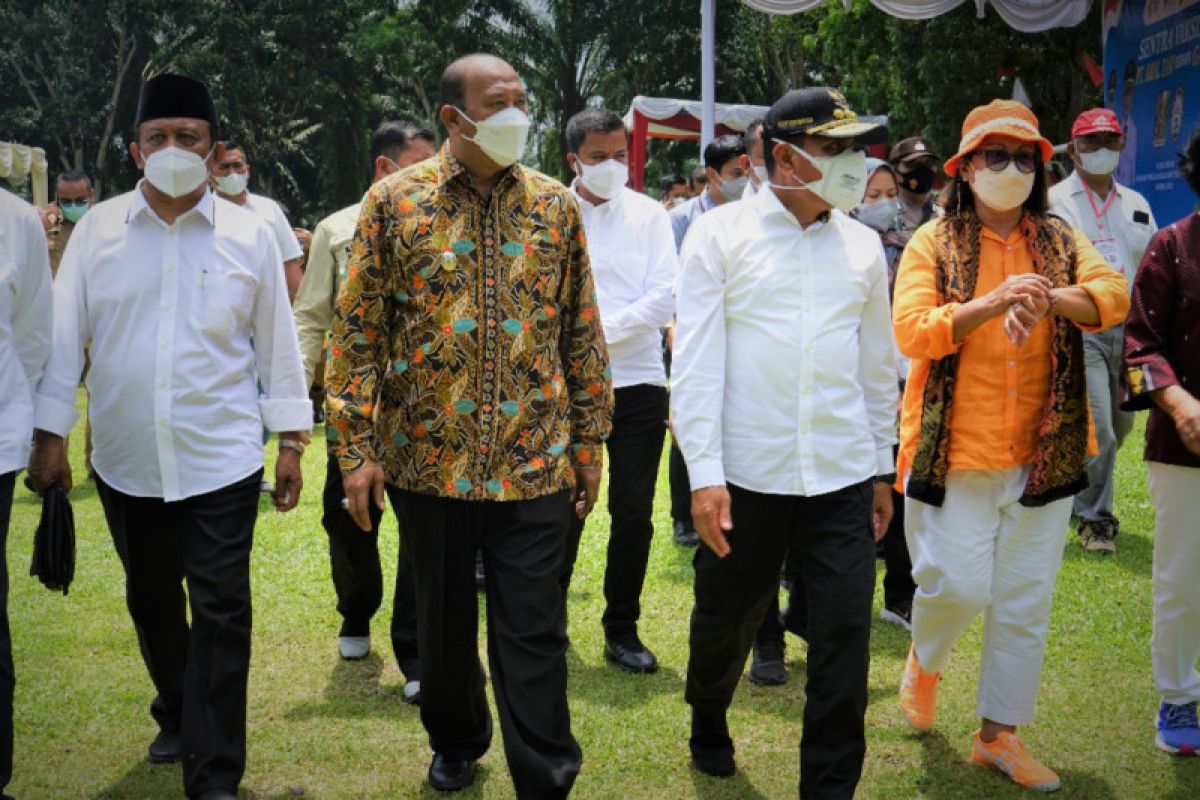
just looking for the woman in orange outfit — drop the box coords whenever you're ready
[891,100,1129,792]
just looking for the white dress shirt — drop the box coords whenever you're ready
[671,187,898,496]
[1048,169,1157,288]
[0,188,52,475]
[572,184,676,388]
[245,192,305,261]
[35,185,312,501]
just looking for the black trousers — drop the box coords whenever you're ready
[881,486,915,609]
[669,443,693,526]
[96,471,261,798]
[389,487,580,799]
[687,481,875,800]
[0,472,13,794]
[321,453,418,674]
[560,384,667,640]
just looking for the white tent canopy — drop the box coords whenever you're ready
[625,96,771,136]
[738,0,1092,31]
[0,141,48,206]
[697,0,1095,152]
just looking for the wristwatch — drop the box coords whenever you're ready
[875,473,897,485]
[279,438,306,455]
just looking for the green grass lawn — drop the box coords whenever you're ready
[5,397,1199,799]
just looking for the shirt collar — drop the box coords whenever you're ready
[571,180,624,214]
[755,183,830,232]
[437,142,522,192]
[128,180,216,227]
[1068,168,1124,200]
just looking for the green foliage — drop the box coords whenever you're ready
[0,0,1104,222]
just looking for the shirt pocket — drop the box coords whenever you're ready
[192,267,257,336]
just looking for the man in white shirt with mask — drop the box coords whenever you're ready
[737,119,767,199]
[210,143,307,301]
[557,108,676,675]
[1050,107,1157,554]
[28,74,311,800]
[672,87,897,795]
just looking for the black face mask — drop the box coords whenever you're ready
[899,164,936,195]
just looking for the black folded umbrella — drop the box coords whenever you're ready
[30,483,75,595]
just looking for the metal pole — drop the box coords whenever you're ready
[700,0,716,159]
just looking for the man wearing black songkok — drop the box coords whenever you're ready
[29,74,312,800]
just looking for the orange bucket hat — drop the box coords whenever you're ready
[944,99,1054,177]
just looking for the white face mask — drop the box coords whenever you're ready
[144,146,212,198]
[457,106,530,167]
[771,139,867,213]
[971,162,1035,212]
[853,197,899,233]
[718,174,749,201]
[576,158,628,200]
[213,171,249,196]
[1079,147,1120,176]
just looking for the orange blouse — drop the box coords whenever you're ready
[893,221,1130,485]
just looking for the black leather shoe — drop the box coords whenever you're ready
[604,637,659,674]
[197,791,238,800]
[147,729,182,764]
[428,753,476,792]
[747,641,787,686]
[673,520,700,547]
[690,736,736,778]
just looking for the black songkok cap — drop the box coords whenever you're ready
[134,74,220,138]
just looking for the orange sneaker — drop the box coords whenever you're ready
[971,731,1061,792]
[899,642,940,731]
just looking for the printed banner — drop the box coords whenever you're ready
[1102,0,1200,223]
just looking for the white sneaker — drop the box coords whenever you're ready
[338,635,370,660]
[403,679,421,705]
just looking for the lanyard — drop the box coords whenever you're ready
[1083,180,1117,232]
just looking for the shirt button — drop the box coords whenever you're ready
[1008,360,1016,368]
[1008,390,1017,397]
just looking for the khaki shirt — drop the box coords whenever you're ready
[293,202,359,388]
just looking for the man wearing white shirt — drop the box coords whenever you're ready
[0,186,53,800]
[293,119,435,685]
[1050,107,1158,554]
[738,119,766,200]
[28,74,311,800]
[210,143,307,301]
[672,88,896,794]
[558,108,676,674]
[667,135,748,549]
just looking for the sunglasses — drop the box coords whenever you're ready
[971,149,1039,175]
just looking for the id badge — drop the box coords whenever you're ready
[1094,238,1123,274]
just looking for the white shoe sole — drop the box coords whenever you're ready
[338,636,370,660]
[1156,731,1199,756]
[403,680,421,704]
[879,607,912,631]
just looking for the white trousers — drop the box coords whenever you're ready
[906,466,1072,726]
[1147,462,1200,705]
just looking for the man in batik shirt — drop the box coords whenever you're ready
[327,54,612,797]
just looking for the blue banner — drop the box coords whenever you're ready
[1102,0,1200,224]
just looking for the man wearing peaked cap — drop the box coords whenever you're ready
[889,136,941,240]
[1050,107,1157,554]
[29,73,311,800]
[671,85,898,795]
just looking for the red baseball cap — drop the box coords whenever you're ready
[1071,108,1122,138]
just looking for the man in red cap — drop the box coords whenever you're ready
[1049,107,1158,553]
